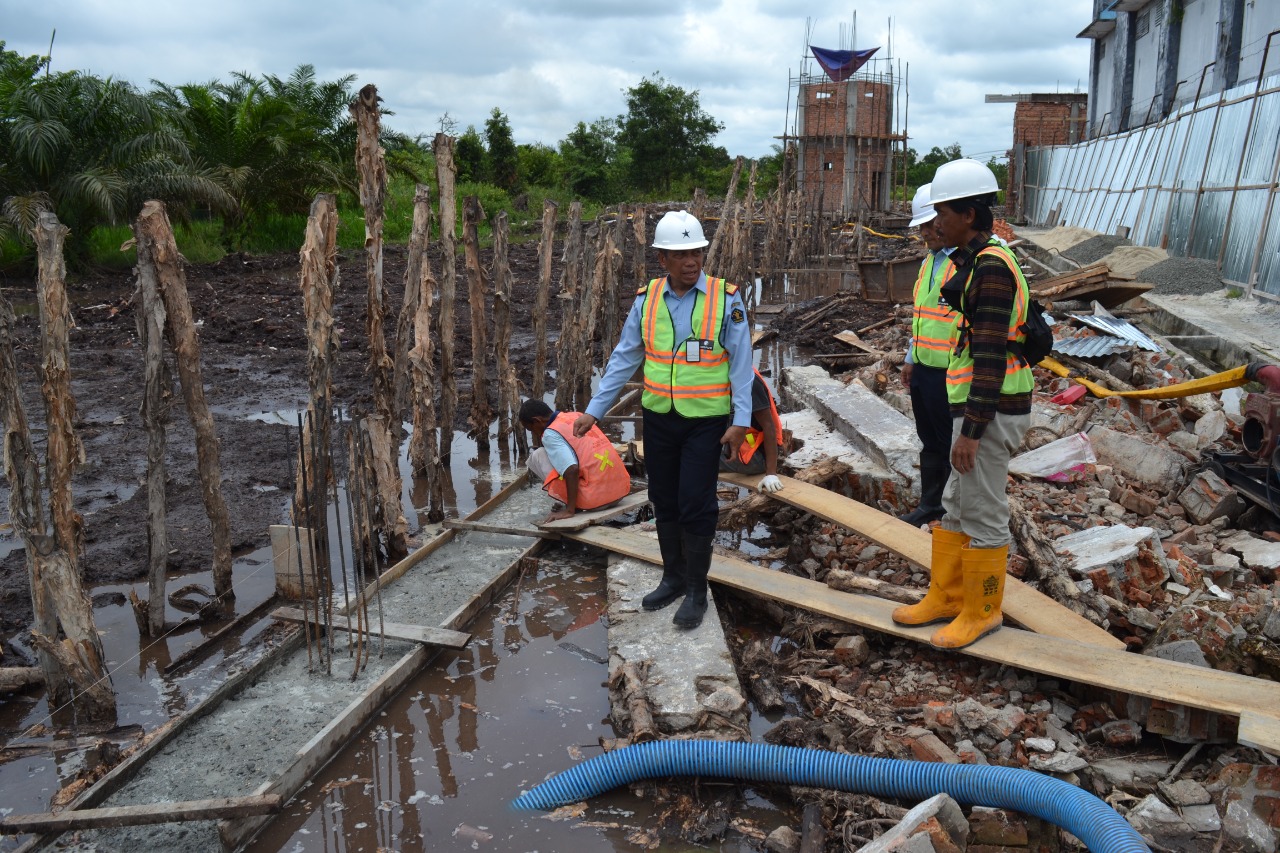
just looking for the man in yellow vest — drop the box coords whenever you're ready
[899,183,959,527]
[891,159,1032,650]
[519,399,631,525]
[574,210,754,630]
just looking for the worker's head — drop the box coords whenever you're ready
[653,210,708,289]
[930,159,999,249]
[910,183,945,252]
[518,398,554,441]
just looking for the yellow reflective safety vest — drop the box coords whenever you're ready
[640,275,736,417]
[541,412,631,510]
[910,251,960,369]
[945,242,1035,405]
[737,369,784,465]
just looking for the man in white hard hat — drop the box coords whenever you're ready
[891,158,1031,651]
[574,210,754,630]
[898,183,959,527]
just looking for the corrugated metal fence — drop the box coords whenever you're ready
[1022,72,1280,300]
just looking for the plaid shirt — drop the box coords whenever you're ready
[947,235,1032,440]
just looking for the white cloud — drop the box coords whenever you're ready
[2,0,1092,162]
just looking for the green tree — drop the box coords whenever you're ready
[617,73,723,195]
[484,108,519,192]
[454,124,487,184]
[986,156,1009,194]
[517,142,561,189]
[1,48,231,260]
[907,143,963,189]
[559,118,619,201]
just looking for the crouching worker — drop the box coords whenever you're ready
[719,368,785,494]
[519,399,630,525]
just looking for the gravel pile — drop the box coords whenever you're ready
[1063,234,1132,265]
[1136,257,1224,294]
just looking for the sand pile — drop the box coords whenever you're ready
[1034,225,1099,255]
[1098,245,1169,278]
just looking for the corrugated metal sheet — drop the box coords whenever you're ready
[1053,335,1134,359]
[1069,314,1161,351]
[1021,73,1280,299]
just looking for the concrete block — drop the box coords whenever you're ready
[1224,801,1277,853]
[1054,524,1169,601]
[1126,794,1195,845]
[1089,425,1189,489]
[1180,804,1221,834]
[765,825,800,853]
[1159,778,1211,807]
[857,793,968,853]
[833,634,870,666]
[1222,531,1280,577]
[778,408,904,507]
[1028,751,1089,774]
[781,366,918,487]
[606,549,744,735]
[1179,469,1246,525]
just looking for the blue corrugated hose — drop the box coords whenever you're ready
[512,740,1151,853]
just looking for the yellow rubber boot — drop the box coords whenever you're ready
[930,544,1008,649]
[892,528,968,626]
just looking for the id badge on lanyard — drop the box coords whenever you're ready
[684,339,714,362]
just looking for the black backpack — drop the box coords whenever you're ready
[1009,299,1054,367]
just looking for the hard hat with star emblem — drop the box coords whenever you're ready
[652,210,709,250]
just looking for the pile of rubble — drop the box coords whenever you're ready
[722,315,1280,850]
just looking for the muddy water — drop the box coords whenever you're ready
[247,551,790,853]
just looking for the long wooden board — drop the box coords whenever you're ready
[571,526,1280,754]
[717,471,1124,651]
[443,520,558,538]
[270,608,470,649]
[1,796,281,833]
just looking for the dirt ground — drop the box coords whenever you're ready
[0,227,644,660]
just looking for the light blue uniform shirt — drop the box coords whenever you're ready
[541,421,578,475]
[905,246,955,366]
[585,272,754,427]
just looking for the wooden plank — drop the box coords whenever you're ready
[833,330,883,355]
[271,607,470,649]
[442,519,559,539]
[570,526,1280,753]
[538,491,651,531]
[755,304,787,315]
[716,471,1125,651]
[1,795,281,833]
[1042,280,1153,308]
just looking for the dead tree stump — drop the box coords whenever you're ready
[394,184,432,417]
[33,211,84,574]
[406,187,445,521]
[132,209,172,636]
[631,205,648,291]
[136,200,234,615]
[0,295,114,722]
[603,204,627,366]
[707,156,744,270]
[492,211,525,455]
[462,195,493,449]
[532,200,557,400]
[434,133,459,462]
[555,202,584,413]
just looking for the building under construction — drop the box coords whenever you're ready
[788,43,906,217]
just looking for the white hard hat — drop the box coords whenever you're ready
[909,184,936,227]
[930,158,1000,206]
[652,210,709,250]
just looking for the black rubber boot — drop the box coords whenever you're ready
[642,522,686,611]
[899,455,950,526]
[673,532,714,630]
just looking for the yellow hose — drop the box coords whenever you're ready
[1039,358,1250,399]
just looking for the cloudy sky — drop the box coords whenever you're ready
[3,0,1092,164]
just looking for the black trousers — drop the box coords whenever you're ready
[643,408,728,538]
[909,363,953,467]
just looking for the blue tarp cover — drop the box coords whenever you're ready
[810,45,879,82]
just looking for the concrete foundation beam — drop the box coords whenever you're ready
[1088,425,1190,490]
[779,407,905,508]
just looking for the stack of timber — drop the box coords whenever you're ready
[1029,262,1152,308]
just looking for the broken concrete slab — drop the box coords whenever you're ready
[1054,524,1169,601]
[856,792,968,853]
[781,365,918,487]
[1221,531,1280,577]
[1179,469,1246,525]
[1088,425,1189,490]
[605,548,745,735]
[1125,794,1196,845]
[1224,800,1277,853]
[778,407,901,506]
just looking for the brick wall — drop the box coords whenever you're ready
[1013,101,1079,147]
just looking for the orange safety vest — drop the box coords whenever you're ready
[541,412,631,510]
[737,370,784,465]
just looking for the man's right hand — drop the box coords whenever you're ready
[573,413,597,437]
[900,363,913,387]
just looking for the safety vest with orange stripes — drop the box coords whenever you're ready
[910,251,960,369]
[541,412,631,510]
[945,241,1035,405]
[639,275,736,417]
[737,370,784,465]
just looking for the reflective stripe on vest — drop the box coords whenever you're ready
[640,276,733,417]
[738,369,785,465]
[910,252,960,369]
[945,242,1035,405]
[541,412,632,510]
